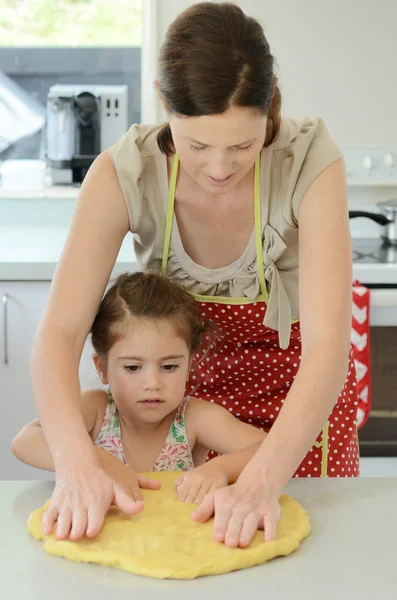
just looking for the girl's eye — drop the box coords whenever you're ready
[190,145,206,151]
[236,144,253,152]
[124,365,140,372]
[162,364,179,372]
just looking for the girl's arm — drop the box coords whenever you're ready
[176,400,266,502]
[12,389,161,501]
[11,389,105,471]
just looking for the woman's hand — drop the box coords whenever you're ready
[42,450,161,542]
[174,464,228,505]
[95,447,161,499]
[190,466,281,548]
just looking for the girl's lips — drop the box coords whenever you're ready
[139,399,164,405]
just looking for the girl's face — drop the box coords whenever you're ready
[169,105,267,194]
[97,318,191,425]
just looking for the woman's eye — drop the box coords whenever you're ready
[162,364,179,372]
[236,144,253,152]
[124,365,140,372]
[190,145,206,151]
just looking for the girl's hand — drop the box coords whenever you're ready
[174,464,228,505]
[190,467,281,548]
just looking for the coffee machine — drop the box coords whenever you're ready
[46,84,128,185]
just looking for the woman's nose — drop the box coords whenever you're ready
[209,158,233,180]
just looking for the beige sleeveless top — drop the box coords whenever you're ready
[108,117,342,347]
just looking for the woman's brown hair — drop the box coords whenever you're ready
[157,2,281,155]
[91,271,209,360]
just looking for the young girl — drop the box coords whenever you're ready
[12,271,265,509]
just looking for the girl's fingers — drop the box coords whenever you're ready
[184,480,205,504]
[137,475,162,490]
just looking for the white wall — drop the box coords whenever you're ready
[142,1,397,233]
[143,0,397,144]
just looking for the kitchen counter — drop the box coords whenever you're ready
[0,227,138,280]
[1,478,396,599]
[0,223,390,283]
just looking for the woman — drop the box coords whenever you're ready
[30,2,358,548]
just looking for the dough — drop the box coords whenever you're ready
[28,471,310,579]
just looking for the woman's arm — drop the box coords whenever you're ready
[12,389,160,530]
[192,158,352,546]
[29,151,138,541]
[250,157,352,492]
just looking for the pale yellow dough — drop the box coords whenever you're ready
[28,471,310,579]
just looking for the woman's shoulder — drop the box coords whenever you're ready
[270,117,343,223]
[108,122,166,162]
[272,116,339,156]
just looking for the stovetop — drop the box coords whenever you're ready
[352,238,397,265]
[352,238,397,286]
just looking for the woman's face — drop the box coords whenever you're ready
[169,105,267,194]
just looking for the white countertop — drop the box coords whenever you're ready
[0,224,391,283]
[0,184,80,201]
[1,477,396,599]
[0,226,138,280]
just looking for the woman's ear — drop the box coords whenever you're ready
[154,80,168,111]
[93,354,109,385]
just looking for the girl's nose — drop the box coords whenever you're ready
[143,368,161,391]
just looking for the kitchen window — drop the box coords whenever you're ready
[0,0,142,162]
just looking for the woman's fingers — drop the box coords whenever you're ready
[85,503,107,539]
[55,506,72,540]
[69,507,88,541]
[42,502,58,535]
[190,492,215,522]
[114,484,144,512]
[220,511,246,547]
[238,513,260,548]
[263,511,277,542]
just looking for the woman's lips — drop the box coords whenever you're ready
[207,173,234,187]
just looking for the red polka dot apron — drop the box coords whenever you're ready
[162,154,359,478]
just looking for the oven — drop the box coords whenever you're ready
[352,238,397,456]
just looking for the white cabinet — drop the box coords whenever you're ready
[0,281,99,480]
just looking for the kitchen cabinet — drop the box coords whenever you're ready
[0,281,99,480]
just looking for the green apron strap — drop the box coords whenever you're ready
[162,153,179,271]
[254,155,268,300]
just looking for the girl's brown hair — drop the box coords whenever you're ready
[157,2,281,156]
[91,271,208,359]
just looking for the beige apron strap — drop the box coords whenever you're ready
[161,153,179,271]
